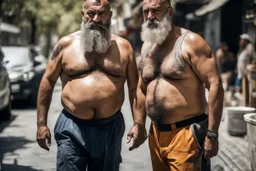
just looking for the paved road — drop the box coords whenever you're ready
[0,82,252,171]
[0,83,152,171]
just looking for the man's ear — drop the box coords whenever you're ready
[168,7,174,16]
[81,9,85,16]
[110,11,113,18]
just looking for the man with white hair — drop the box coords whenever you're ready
[36,0,147,170]
[132,0,224,170]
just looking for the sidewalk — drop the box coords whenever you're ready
[211,108,251,171]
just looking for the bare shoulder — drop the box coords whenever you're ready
[112,34,133,51]
[58,31,79,47]
[184,31,212,57]
[51,31,78,60]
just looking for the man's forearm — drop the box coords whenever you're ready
[37,79,55,127]
[129,89,136,117]
[207,83,224,132]
[132,93,146,126]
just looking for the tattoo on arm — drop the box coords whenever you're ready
[51,45,63,60]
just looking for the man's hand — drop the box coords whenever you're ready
[36,126,51,151]
[126,124,147,151]
[204,136,219,158]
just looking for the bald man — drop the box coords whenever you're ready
[36,1,147,170]
[132,0,224,170]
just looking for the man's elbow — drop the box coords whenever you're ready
[211,81,224,97]
[39,76,55,92]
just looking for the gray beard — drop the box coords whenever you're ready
[141,13,172,45]
[80,20,111,53]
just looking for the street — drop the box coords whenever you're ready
[0,82,152,171]
[0,82,252,171]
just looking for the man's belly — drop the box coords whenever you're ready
[146,78,207,124]
[61,74,125,119]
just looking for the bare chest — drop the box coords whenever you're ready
[142,52,186,83]
[62,53,125,78]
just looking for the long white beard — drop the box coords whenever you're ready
[80,20,111,53]
[141,13,172,45]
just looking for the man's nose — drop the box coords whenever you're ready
[147,11,155,20]
[93,14,101,23]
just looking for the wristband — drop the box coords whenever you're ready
[206,130,218,140]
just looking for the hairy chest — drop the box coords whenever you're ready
[62,52,126,78]
[141,52,187,83]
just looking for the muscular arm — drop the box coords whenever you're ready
[126,42,139,119]
[37,40,65,127]
[133,76,147,125]
[184,33,224,132]
[126,43,147,150]
[133,43,147,125]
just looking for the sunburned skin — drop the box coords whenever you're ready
[141,31,207,123]
[58,33,136,119]
[36,0,146,156]
[37,0,138,120]
[136,0,224,125]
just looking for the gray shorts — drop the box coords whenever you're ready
[54,109,125,171]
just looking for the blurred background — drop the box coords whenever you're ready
[1,0,256,171]
[1,0,254,57]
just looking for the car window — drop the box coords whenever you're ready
[2,47,32,65]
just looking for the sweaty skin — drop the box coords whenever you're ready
[133,0,224,159]
[141,29,209,123]
[36,0,148,152]
[39,32,137,120]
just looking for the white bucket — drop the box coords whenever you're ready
[226,107,256,136]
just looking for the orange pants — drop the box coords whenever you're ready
[149,120,208,171]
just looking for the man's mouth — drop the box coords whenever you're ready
[148,23,158,29]
[90,25,102,29]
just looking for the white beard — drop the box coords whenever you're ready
[80,20,111,53]
[141,13,172,45]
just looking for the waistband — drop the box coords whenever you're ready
[61,109,122,125]
[155,114,208,132]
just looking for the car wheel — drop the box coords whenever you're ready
[0,96,11,121]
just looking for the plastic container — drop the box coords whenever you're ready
[244,113,256,171]
[226,107,256,136]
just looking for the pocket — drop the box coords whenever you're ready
[54,113,63,134]
[190,119,208,150]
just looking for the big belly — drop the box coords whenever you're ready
[61,74,124,118]
[146,78,206,122]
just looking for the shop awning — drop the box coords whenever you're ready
[194,0,230,16]
[132,2,143,16]
[185,0,229,20]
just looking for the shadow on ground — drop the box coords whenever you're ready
[0,136,35,171]
[11,100,37,110]
[1,162,43,171]
[0,115,17,133]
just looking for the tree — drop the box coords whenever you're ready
[1,0,82,55]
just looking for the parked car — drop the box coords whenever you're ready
[0,47,12,120]
[2,46,47,105]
